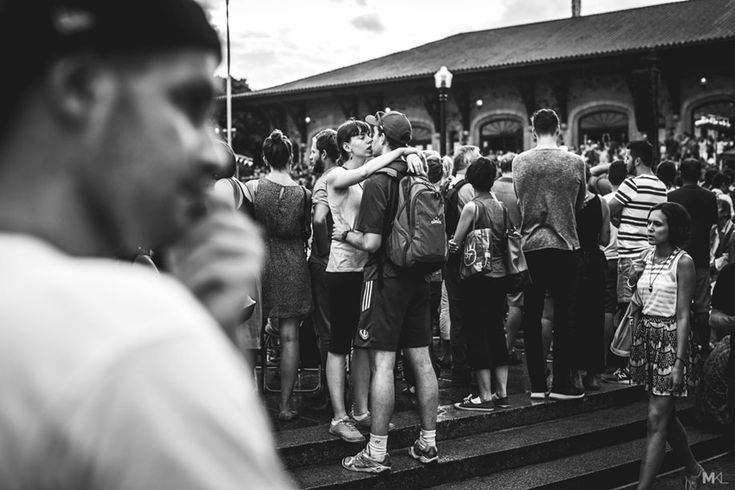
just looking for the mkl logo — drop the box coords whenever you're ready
[702,471,729,485]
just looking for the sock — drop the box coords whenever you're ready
[367,433,388,461]
[331,416,345,426]
[419,429,436,448]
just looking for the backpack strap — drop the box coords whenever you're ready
[374,166,402,288]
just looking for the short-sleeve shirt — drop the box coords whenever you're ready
[354,159,420,281]
[614,174,667,258]
[668,184,718,268]
[513,148,586,252]
[308,167,335,266]
[711,263,735,377]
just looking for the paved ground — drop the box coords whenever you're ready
[615,451,735,489]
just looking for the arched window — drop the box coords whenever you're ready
[411,122,433,150]
[479,117,523,155]
[578,110,628,146]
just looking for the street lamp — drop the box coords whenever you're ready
[434,66,453,155]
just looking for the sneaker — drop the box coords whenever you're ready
[408,439,439,464]
[329,417,366,443]
[684,463,704,490]
[602,367,631,384]
[549,386,585,400]
[530,391,549,400]
[351,411,395,431]
[342,448,391,474]
[454,394,495,412]
[491,393,510,408]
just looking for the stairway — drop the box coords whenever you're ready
[275,384,732,489]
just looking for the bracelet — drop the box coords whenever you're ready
[340,229,350,242]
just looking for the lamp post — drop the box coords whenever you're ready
[225,0,232,148]
[434,66,453,156]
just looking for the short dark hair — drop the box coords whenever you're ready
[679,158,701,182]
[650,202,690,248]
[628,140,653,168]
[262,129,292,170]
[315,129,339,163]
[466,157,497,192]
[336,120,371,163]
[608,160,627,186]
[656,160,677,188]
[498,152,517,173]
[531,108,560,136]
[712,172,729,190]
[704,166,719,187]
[213,140,236,179]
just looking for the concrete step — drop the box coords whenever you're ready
[289,394,685,489]
[431,423,733,489]
[277,383,644,470]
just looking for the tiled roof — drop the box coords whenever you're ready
[237,0,735,99]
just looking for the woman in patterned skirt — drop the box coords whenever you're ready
[630,202,704,489]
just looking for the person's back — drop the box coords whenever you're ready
[0,235,291,489]
[615,175,667,259]
[513,147,586,252]
[491,152,520,228]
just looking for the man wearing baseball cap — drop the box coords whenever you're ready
[0,0,292,488]
[333,111,440,473]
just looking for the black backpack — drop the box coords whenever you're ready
[444,179,471,238]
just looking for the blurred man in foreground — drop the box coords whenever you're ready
[0,1,293,488]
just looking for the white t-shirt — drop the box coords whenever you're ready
[326,167,368,272]
[0,234,294,490]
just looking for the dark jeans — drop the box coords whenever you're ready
[522,249,580,393]
[444,255,469,377]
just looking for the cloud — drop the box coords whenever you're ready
[350,12,385,33]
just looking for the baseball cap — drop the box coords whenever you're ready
[365,111,412,145]
[0,0,222,66]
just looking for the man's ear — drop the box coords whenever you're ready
[320,149,328,162]
[44,55,106,126]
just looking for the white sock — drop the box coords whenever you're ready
[420,429,436,448]
[367,433,388,461]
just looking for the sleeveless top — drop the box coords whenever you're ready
[577,194,603,252]
[635,248,685,317]
[470,194,508,277]
[326,168,368,273]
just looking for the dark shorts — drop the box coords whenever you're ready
[326,271,363,355]
[355,276,431,351]
[605,259,618,314]
[693,267,711,314]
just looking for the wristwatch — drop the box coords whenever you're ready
[341,229,350,242]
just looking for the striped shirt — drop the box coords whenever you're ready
[614,174,667,258]
[634,248,685,317]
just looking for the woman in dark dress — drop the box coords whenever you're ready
[244,130,312,421]
[572,180,610,391]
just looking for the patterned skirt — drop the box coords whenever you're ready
[629,314,699,397]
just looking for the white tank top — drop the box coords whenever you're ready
[326,168,368,273]
[635,248,686,317]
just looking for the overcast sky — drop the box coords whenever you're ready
[199,0,685,91]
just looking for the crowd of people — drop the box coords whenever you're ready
[2,0,733,489]
[221,107,735,487]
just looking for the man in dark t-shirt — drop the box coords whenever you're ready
[669,159,718,355]
[332,111,439,474]
[710,263,735,426]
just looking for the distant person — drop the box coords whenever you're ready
[0,0,293,488]
[514,108,587,401]
[669,159,718,356]
[709,263,735,428]
[655,160,678,193]
[491,152,523,363]
[244,129,312,422]
[607,140,667,383]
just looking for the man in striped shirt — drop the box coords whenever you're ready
[609,140,667,319]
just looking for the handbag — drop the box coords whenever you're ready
[610,302,639,358]
[460,203,494,280]
[502,207,531,293]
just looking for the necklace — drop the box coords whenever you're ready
[648,249,678,292]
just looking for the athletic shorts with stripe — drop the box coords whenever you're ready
[354,276,431,351]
